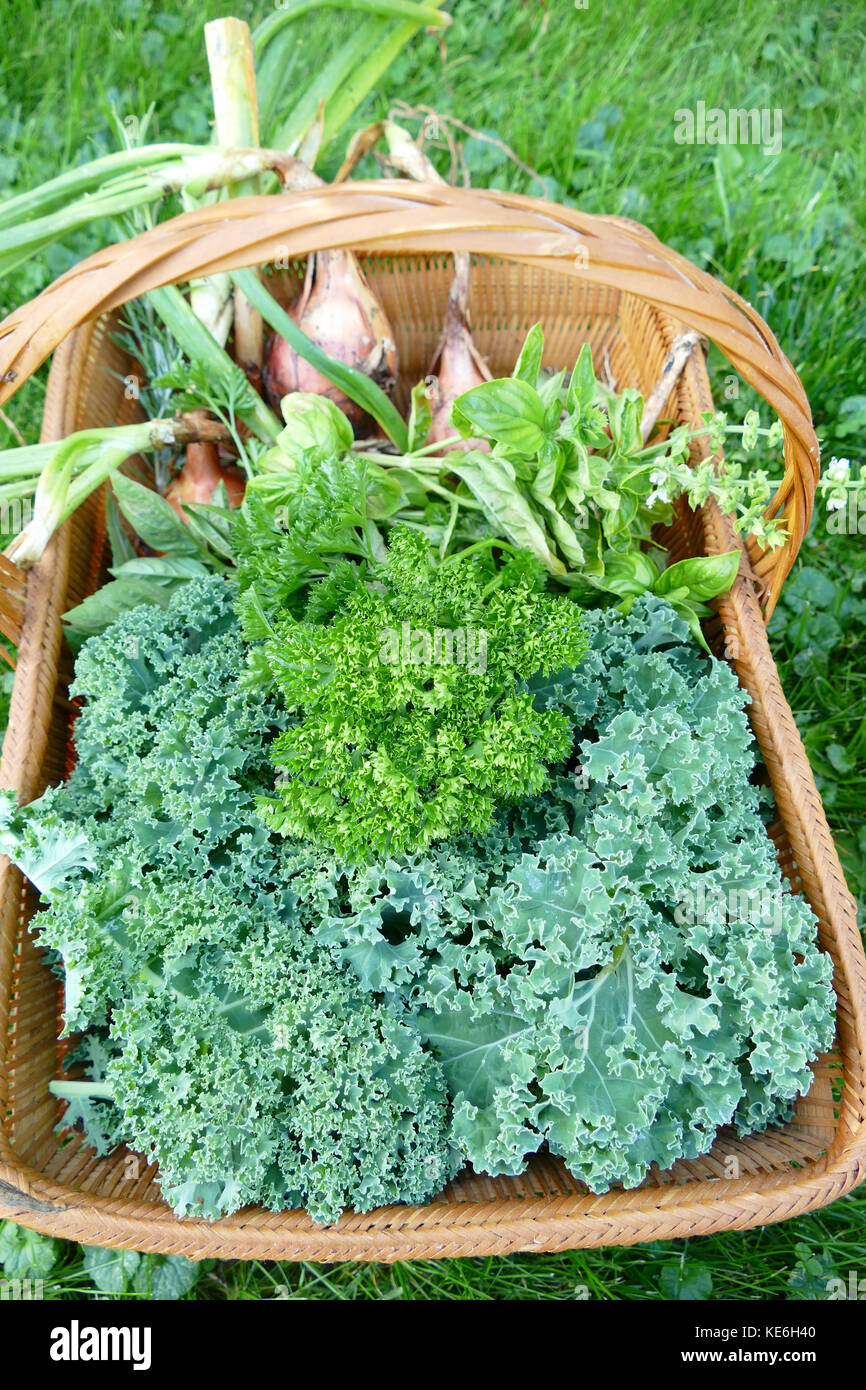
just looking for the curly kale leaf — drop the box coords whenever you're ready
[66,576,280,881]
[53,1034,125,1157]
[4,575,836,1214]
[3,576,459,1224]
[241,527,588,859]
[2,578,286,1031]
[0,786,95,898]
[93,883,458,1225]
[293,595,835,1190]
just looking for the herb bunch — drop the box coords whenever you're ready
[238,526,588,859]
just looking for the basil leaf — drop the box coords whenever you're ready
[601,550,659,598]
[511,323,544,387]
[655,551,740,602]
[110,472,200,558]
[453,378,548,454]
[533,437,564,499]
[407,380,433,453]
[447,452,566,575]
[181,500,235,562]
[619,395,643,456]
[534,494,586,568]
[449,398,476,440]
[566,342,596,415]
[667,598,712,652]
[606,390,644,453]
[259,393,354,472]
[560,440,591,500]
[600,492,628,542]
[539,369,567,419]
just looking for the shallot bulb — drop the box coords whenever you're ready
[263,158,398,432]
[263,251,397,432]
[165,411,245,517]
[426,254,491,454]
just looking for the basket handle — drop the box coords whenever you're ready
[0,181,818,616]
[0,1174,64,1215]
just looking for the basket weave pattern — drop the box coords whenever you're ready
[0,190,863,1261]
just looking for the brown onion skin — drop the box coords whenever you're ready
[165,449,246,516]
[263,251,397,431]
[426,300,492,455]
[165,413,245,517]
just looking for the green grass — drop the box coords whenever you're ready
[0,0,864,1301]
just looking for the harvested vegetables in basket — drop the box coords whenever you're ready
[0,308,836,1223]
[0,572,835,1221]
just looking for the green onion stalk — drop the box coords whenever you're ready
[0,146,296,282]
[253,1,452,155]
[3,418,221,568]
[194,17,264,370]
[0,145,201,233]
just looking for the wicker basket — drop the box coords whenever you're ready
[0,185,863,1263]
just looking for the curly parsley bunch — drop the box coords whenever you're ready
[240,528,588,859]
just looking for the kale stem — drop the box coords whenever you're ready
[50,1079,114,1100]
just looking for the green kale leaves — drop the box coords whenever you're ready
[1,582,835,1215]
[288,597,836,1189]
[2,577,458,1224]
